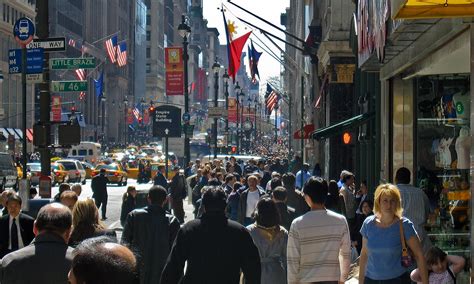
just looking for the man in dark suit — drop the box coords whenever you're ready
[0,195,34,258]
[161,187,260,283]
[153,165,168,188]
[0,203,74,283]
[92,168,109,220]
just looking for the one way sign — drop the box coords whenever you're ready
[26,37,66,52]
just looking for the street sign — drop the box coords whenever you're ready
[26,37,66,52]
[8,48,44,74]
[182,124,194,136]
[26,73,43,83]
[182,112,190,122]
[13,17,35,46]
[50,57,96,70]
[50,81,88,92]
[208,106,227,118]
[152,105,182,137]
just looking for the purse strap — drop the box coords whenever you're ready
[399,219,409,257]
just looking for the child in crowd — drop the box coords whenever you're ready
[411,246,465,284]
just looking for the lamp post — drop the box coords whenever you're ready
[212,59,220,158]
[234,82,241,154]
[254,96,258,142]
[101,96,106,143]
[223,70,229,149]
[178,15,191,166]
[239,90,245,153]
[123,96,128,145]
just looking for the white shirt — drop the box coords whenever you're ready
[245,189,260,218]
[8,215,25,250]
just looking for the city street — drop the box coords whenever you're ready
[49,179,195,239]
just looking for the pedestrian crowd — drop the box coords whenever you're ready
[0,154,467,284]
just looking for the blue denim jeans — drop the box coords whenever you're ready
[364,272,410,283]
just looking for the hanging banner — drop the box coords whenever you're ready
[51,96,61,122]
[165,47,184,96]
[143,109,150,125]
[127,108,134,125]
[242,106,255,120]
[228,97,238,123]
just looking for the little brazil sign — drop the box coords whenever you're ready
[50,58,96,70]
[50,81,88,93]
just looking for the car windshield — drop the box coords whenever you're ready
[27,164,41,171]
[59,162,77,170]
[51,164,60,171]
[97,164,119,171]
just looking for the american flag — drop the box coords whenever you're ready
[117,42,127,67]
[105,35,118,63]
[265,83,279,114]
[132,107,140,121]
[68,38,76,47]
[74,69,86,100]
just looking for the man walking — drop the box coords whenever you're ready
[161,187,261,283]
[287,177,351,284]
[295,163,312,189]
[395,167,432,252]
[92,168,109,220]
[122,185,180,284]
[169,166,187,224]
[0,203,74,283]
[153,165,168,188]
[0,195,34,258]
[237,175,265,226]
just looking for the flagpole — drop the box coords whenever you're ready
[90,31,121,45]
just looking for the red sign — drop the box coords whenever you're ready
[228,98,237,123]
[165,47,184,96]
[127,108,134,124]
[293,124,315,139]
[51,96,61,122]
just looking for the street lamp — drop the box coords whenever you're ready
[178,14,191,166]
[101,96,106,143]
[223,70,229,149]
[123,96,129,145]
[254,96,258,142]
[234,82,241,154]
[239,90,245,153]
[212,59,220,158]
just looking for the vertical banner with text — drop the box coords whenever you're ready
[228,98,238,123]
[165,47,184,96]
[127,108,134,125]
[51,96,61,122]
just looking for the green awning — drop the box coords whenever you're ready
[312,112,375,140]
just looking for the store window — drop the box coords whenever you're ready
[416,75,470,280]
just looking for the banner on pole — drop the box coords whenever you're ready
[228,97,237,123]
[165,47,184,96]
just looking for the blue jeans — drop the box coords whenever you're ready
[364,272,410,283]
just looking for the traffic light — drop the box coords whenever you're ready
[231,146,237,153]
[71,106,77,114]
[342,131,353,145]
[138,117,143,124]
[149,106,155,113]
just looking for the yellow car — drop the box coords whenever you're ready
[92,163,128,186]
[81,162,95,179]
[51,163,69,186]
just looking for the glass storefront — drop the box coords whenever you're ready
[415,75,470,281]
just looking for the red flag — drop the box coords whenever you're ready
[228,32,251,80]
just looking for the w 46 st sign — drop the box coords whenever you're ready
[50,81,87,92]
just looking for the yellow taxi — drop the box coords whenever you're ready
[92,163,128,186]
[51,163,69,186]
[81,162,95,179]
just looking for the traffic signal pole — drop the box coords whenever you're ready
[37,0,52,185]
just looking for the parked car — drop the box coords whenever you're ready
[51,163,69,186]
[56,159,86,184]
[92,163,128,186]
[0,153,18,191]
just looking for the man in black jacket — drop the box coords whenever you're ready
[161,187,260,284]
[169,166,187,224]
[0,195,34,258]
[122,186,180,284]
[91,168,109,220]
[153,165,168,188]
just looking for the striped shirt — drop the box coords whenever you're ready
[287,209,351,283]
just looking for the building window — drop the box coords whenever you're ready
[146,30,151,41]
[146,48,150,58]
[146,63,151,73]
[6,5,9,24]
[146,15,151,26]
[3,4,6,22]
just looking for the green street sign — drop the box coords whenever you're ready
[50,57,96,70]
[50,81,88,92]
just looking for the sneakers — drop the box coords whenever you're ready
[101,217,108,221]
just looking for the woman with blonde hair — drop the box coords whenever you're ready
[69,198,117,247]
[359,183,428,283]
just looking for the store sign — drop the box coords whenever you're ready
[165,47,184,96]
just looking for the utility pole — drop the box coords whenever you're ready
[37,0,51,196]
[288,93,292,160]
[300,76,304,170]
[212,60,220,158]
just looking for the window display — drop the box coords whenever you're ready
[415,75,470,281]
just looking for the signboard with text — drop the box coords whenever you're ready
[51,96,61,122]
[50,58,96,70]
[26,37,66,52]
[165,47,184,96]
[8,48,44,74]
[228,98,237,123]
[152,105,181,137]
[50,81,88,92]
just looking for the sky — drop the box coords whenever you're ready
[202,0,290,84]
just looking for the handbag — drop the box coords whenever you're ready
[399,219,413,268]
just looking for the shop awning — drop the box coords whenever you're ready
[311,112,375,140]
[392,0,474,19]
[26,128,33,143]
[3,128,21,140]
